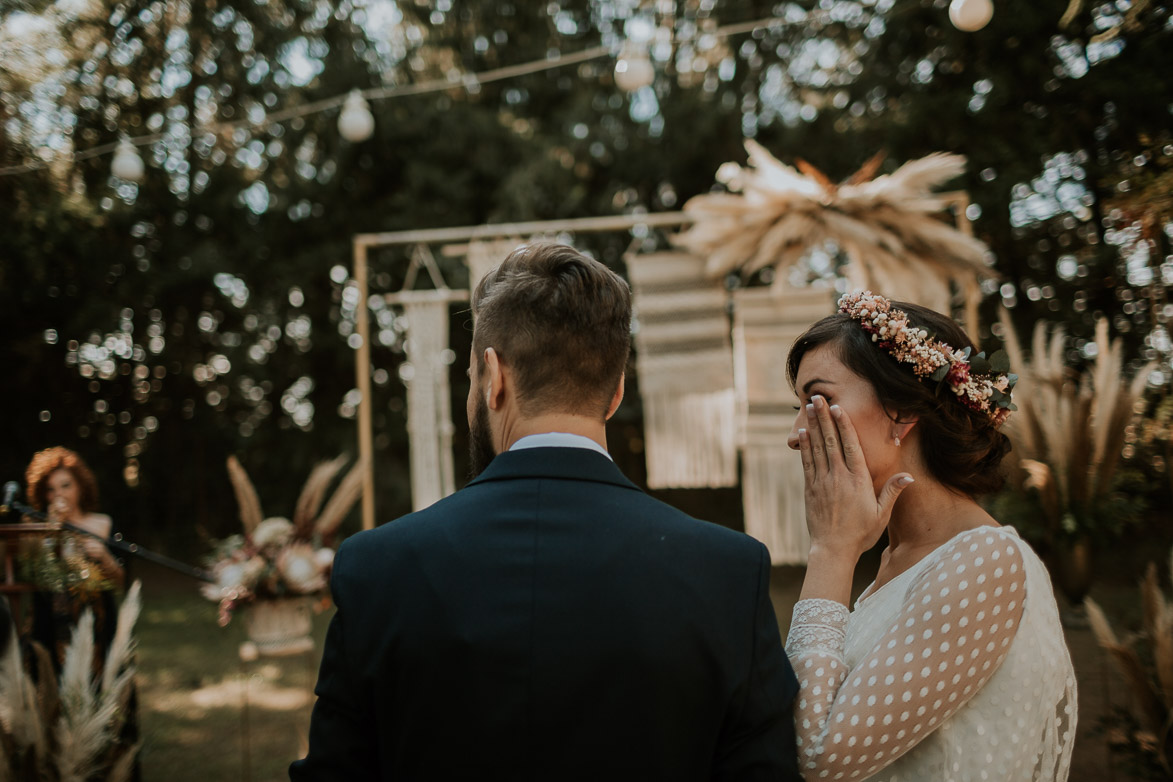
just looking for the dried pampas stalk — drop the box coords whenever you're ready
[293,455,348,538]
[1142,563,1165,642]
[315,458,366,542]
[0,604,46,764]
[1001,310,1153,533]
[101,581,141,695]
[56,611,111,782]
[227,455,264,534]
[107,741,142,782]
[1085,596,1167,734]
[55,586,144,782]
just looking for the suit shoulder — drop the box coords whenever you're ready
[631,493,766,559]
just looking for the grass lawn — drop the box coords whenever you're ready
[124,541,1155,781]
[133,562,331,782]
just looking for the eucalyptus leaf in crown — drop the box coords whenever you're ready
[201,455,364,626]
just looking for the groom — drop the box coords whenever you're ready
[291,242,800,780]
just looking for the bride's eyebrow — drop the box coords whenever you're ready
[801,379,835,395]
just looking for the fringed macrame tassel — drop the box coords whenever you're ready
[627,251,737,489]
[742,439,809,565]
[642,389,738,489]
[733,284,835,564]
[401,298,456,511]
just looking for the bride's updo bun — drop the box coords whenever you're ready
[787,299,1011,497]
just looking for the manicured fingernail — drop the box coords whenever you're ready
[830,405,842,418]
[798,428,807,437]
[805,404,815,415]
[812,395,824,408]
[899,476,915,486]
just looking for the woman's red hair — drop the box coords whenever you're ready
[24,447,100,513]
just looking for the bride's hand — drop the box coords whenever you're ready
[799,395,913,562]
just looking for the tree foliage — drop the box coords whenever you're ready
[1,0,1169,550]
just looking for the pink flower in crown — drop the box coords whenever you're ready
[945,361,971,386]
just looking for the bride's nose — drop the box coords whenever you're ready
[786,415,802,451]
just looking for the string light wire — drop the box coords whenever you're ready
[0,16,784,178]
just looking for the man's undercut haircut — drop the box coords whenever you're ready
[472,242,631,418]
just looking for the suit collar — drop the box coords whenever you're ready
[465,447,641,492]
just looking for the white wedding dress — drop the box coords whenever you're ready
[785,526,1076,781]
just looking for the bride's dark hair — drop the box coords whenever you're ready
[786,299,1011,497]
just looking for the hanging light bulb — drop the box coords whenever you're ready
[949,0,993,31]
[614,45,655,93]
[338,89,375,143]
[111,137,145,183]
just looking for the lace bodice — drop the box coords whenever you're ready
[785,526,1076,781]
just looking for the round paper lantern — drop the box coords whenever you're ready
[949,0,993,31]
[338,90,375,143]
[111,138,145,183]
[614,50,655,92]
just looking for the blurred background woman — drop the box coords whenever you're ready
[23,446,125,671]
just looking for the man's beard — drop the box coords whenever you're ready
[467,393,497,480]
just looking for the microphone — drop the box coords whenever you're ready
[0,482,19,517]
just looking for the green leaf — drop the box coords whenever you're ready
[969,355,991,374]
[931,365,949,382]
[990,350,1011,373]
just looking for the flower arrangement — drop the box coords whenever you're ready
[838,290,1017,426]
[18,533,115,601]
[201,454,363,626]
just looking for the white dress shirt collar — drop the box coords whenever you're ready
[508,432,613,461]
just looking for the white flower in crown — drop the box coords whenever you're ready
[837,291,1017,427]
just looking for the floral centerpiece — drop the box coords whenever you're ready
[202,454,363,627]
[18,533,116,601]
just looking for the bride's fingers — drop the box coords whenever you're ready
[798,428,815,477]
[829,404,868,475]
[805,402,828,473]
[812,396,841,467]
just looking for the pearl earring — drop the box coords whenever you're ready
[893,435,901,447]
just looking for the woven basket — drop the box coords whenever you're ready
[244,597,315,656]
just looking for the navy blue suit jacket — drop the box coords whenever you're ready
[290,447,800,781]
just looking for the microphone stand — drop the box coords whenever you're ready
[0,499,215,584]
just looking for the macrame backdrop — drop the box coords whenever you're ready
[626,251,738,489]
[399,296,457,511]
[733,284,835,564]
[465,238,524,292]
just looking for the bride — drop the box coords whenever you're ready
[783,291,1076,781]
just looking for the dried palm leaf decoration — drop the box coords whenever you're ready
[674,141,995,321]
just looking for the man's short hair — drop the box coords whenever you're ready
[471,242,631,417]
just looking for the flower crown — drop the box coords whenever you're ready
[837,291,1017,427]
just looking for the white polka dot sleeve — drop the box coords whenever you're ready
[785,531,1027,780]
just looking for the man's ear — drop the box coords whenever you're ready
[483,348,507,411]
[604,373,625,421]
